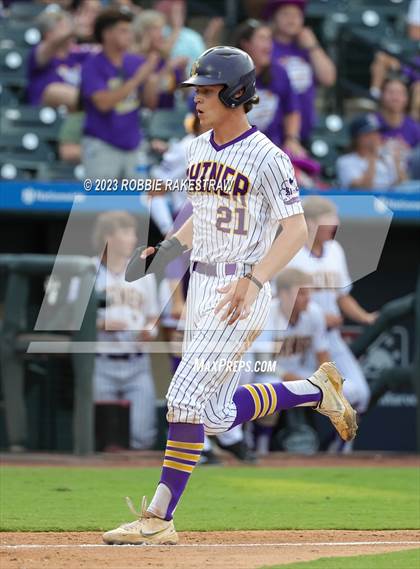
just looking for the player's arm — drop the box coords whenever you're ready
[337,294,378,325]
[216,214,307,325]
[252,214,308,285]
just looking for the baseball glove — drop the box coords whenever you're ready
[125,236,188,282]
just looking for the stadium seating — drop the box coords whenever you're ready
[0,46,28,88]
[0,22,40,49]
[0,133,56,177]
[0,0,417,183]
[36,162,85,182]
[8,2,44,22]
[1,105,65,142]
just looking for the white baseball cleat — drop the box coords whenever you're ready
[308,362,358,442]
[103,496,179,545]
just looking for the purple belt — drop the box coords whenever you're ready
[192,261,237,277]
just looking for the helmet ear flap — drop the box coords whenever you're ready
[218,70,256,108]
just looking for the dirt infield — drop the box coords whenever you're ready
[1,450,419,468]
[1,530,419,569]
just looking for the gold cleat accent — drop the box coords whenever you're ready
[309,362,358,442]
[102,496,179,545]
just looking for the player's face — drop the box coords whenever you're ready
[107,226,137,257]
[194,85,227,129]
[243,26,272,68]
[274,6,304,38]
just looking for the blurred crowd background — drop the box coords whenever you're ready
[0,0,419,460]
[0,0,419,187]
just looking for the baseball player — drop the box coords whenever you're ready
[287,196,373,416]
[254,267,330,455]
[103,46,357,546]
[92,211,159,450]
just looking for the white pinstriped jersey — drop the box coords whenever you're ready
[186,126,303,264]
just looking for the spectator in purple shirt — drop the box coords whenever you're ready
[235,19,306,157]
[80,7,160,179]
[377,78,420,150]
[132,10,187,109]
[26,8,92,109]
[266,0,336,143]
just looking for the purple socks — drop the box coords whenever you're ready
[148,380,320,520]
[230,380,321,429]
[148,423,204,520]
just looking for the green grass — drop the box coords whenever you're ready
[261,548,420,569]
[0,466,419,532]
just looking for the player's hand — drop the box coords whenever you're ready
[140,246,156,260]
[215,278,260,326]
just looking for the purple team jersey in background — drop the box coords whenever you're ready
[81,51,146,151]
[26,44,92,105]
[376,112,420,148]
[272,40,315,142]
[249,61,299,147]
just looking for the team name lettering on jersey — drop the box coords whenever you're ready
[187,161,250,205]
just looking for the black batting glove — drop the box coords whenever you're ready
[125,236,188,282]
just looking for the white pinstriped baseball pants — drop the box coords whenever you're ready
[166,267,272,434]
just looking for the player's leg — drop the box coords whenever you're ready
[102,269,208,544]
[145,274,272,522]
[203,363,357,444]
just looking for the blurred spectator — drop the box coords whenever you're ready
[407,0,420,41]
[27,7,93,109]
[266,0,336,144]
[58,111,84,163]
[288,196,372,420]
[370,0,420,120]
[154,0,206,71]
[336,114,408,190]
[72,0,101,43]
[80,7,160,179]
[370,55,420,115]
[376,77,420,150]
[133,10,187,109]
[92,211,158,450]
[254,268,330,455]
[235,19,305,157]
